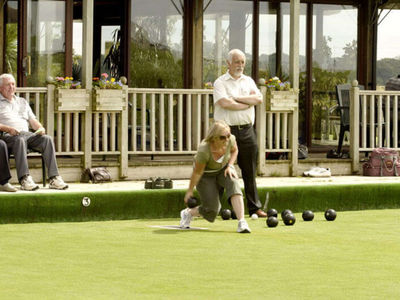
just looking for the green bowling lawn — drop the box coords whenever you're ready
[1,209,399,299]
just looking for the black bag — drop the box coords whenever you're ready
[82,167,112,183]
[298,144,308,159]
[144,177,173,189]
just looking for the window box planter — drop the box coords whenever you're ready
[92,89,126,111]
[265,90,298,111]
[55,89,90,112]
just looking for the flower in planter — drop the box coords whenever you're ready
[93,73,123,89]
[204,82,213,89]
[54,76,82,89]
[265,76,290,91]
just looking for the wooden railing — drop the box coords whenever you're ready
[350,80,400,172]
[15,85,302,177]
[256,85,299,176]
[127,88,214,154]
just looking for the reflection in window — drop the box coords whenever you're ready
[203,0,253,84]
[259,2,277,80]
[72,20,83,81]
[311,4,357,143]
[4,1,18,79]
[101,25,121,77]
[259,3,306,80]
[130,0,183,88]
[27,0,66,86]
[281,4,307,74]
[281,3,307,142]
[312,5,357,76]
[377,9,400,86]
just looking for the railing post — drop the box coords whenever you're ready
[290,90,299,176]
[46,84,55,140]
[350,80,360,173]
[257,83,267,175]
[119,82,129,178]
[192,94,201,149]
[83,89,92,170]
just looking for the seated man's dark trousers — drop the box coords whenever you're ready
[0,139,12,185]
[0,133,59,181]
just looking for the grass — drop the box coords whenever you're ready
[1,209,400,299]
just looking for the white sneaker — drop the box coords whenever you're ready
[49,176,69,190]
[20,175,39,191]
[0,182,17,192]
[237,220,251,233]
[308,167,331,177]
[179,208,193,228]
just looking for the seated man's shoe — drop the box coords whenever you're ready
[49,176,69,190]
[0,182,17,192]
[254,209,267,218]
[20,175,39,191]
[237,220,251,233]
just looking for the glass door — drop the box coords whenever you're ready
[3,1,18,79]
[311,4,358,148]
[26,0,66,86]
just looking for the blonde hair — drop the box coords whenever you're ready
[205,120,230,143]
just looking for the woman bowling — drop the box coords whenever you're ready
[179,120,251,233]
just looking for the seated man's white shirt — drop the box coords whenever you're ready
[0,95,36,132]
[213,72,262,126]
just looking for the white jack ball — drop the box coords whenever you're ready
[251,213,258,220]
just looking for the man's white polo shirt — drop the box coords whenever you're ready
[213,72,262,126]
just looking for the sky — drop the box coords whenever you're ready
[377,9,400,59]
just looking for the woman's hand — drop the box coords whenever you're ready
[225,164,238,179]
[184,190,193,205]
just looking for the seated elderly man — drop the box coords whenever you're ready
[0,73,68,190]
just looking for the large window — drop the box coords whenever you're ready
[26,0,66,86]
[311,4,358,143]
[4,1,18,79]
[203,0,253,84]
[259,3,306,80]
[259,2,277,79]
[130,0,183,88]
[376,9,400,86]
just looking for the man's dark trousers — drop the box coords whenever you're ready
[0,139,12,185]
[230,124,261,215]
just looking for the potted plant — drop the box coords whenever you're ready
[92,73,126,111]
[264,77,298,111]
[53,77,90,112]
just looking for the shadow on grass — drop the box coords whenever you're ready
[150,225,231,234]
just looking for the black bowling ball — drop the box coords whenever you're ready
[221,209,232,220]
[302,210,314,221]
[283,213,296,226]
[281,209,292,219]
[187,197,198,208]
[325,209,337,221]
[266,216,279,228]
[267,208,278,218]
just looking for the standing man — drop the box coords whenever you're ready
[213,49,266,218]
[0,73,68,191]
